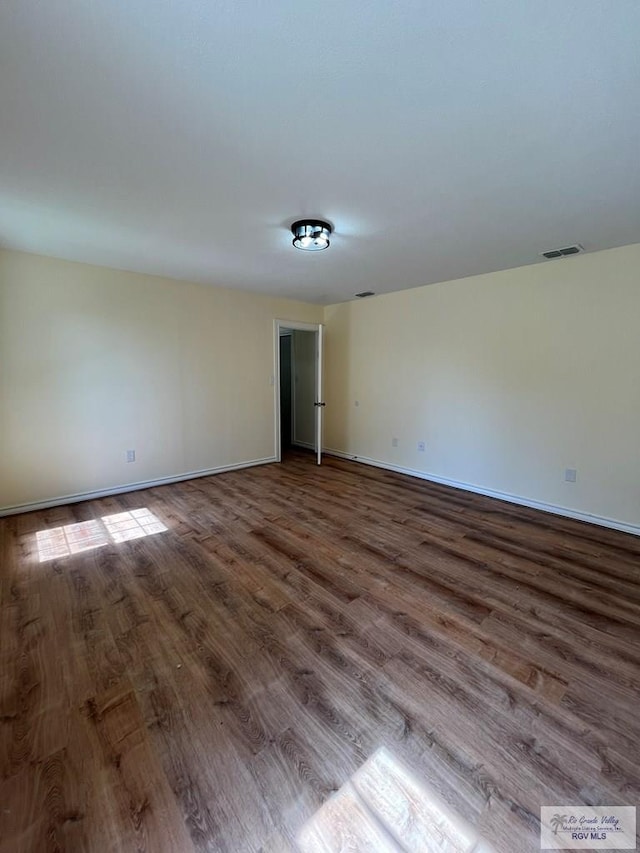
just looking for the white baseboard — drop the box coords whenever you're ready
[324,448,640,537]
[0,456,277,517]
[5,449,638,538]
[291,441,315,451]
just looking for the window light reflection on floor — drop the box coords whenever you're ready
[297,746,496,853]
[101,508,168,543]
[36,520,109,561]
[36,509,167,562]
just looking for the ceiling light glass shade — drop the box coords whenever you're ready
[291,219,332,251]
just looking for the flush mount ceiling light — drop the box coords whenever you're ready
[291,219,332,251]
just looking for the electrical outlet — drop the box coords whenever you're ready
[392,437,398,447]
[126,450,136,463]
[417,441,425,452]
[564,468,577,483]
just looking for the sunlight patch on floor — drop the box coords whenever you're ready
[101,508,168,543]
[36,509,167,561]
[297,746,495,853]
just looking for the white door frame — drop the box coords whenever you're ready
[273,319,324,463]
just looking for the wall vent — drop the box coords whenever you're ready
[355,290,375,298]
[541,244,584,260]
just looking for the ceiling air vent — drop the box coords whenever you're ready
[541,244,584,260]
[355,290,375,298]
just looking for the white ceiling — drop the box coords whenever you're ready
[1,1,639,304]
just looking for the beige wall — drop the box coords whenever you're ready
[0,250,322,511]
[3,243,639,529]
[323,243,640,530]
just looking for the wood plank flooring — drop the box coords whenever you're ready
[1,451,639,852]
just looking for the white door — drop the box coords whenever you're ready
[315,324,324,465]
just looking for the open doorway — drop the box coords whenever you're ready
[274,321,324,464]
[279,331,293,451]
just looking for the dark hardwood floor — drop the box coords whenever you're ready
[1,451,639,852]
